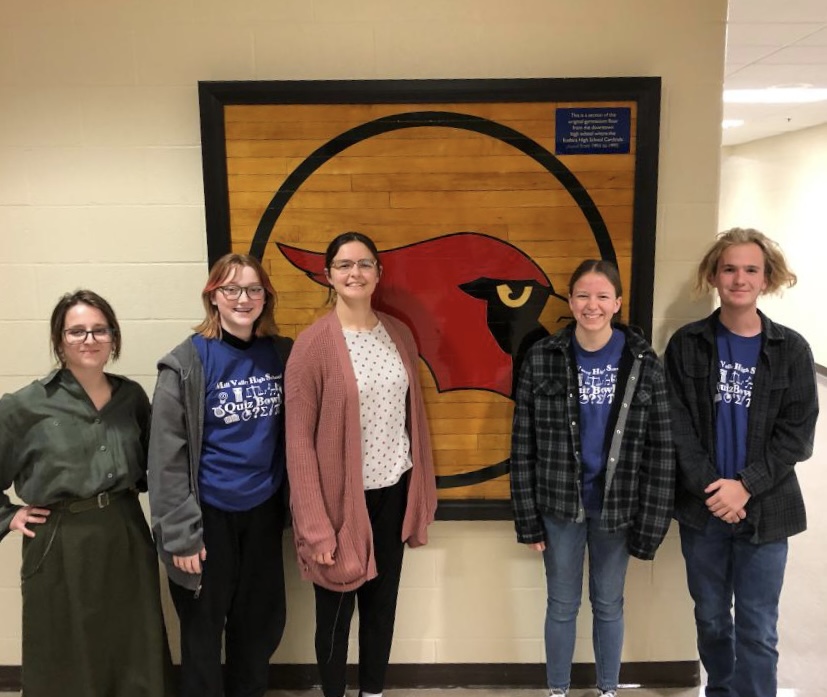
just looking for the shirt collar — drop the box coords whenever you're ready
[38,368,64,386]
[38,367,121,393]
[696,308,782,344]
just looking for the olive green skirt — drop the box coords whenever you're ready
[21,491,175,697]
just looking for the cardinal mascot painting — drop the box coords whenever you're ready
[238,108,624,496]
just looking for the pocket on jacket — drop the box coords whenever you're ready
[323,525,369,586]
[683,359,710,379]
[21,513,61,581]
[770,373,790,391]
[533,377,566,397]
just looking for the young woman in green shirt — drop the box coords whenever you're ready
[0,290,174,697]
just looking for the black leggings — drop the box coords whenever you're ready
[314,472,409,697]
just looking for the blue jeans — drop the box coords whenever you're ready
[541,514,630,692]
[679,518,788,697]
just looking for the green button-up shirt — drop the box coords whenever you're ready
[0,369,150,540]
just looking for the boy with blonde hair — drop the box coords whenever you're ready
[665,228,818,697]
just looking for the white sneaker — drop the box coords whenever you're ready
[549,690,568,697]
[598,690,618,697]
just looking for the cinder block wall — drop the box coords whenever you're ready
[0,0,726,669]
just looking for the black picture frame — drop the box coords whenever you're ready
[198,77,661,520]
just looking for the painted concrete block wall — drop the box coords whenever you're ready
[0,0,726,669]
[720,124,827,366]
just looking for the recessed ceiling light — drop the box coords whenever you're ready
[722,119,744,129]
[724,88,827,104]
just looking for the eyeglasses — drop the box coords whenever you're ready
[329,259,378,272]
[63,327,114,344]
[217,285,266,300]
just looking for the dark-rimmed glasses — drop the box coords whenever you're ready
[217,285,266,300]
[63,327,114,344]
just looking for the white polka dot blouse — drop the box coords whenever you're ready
[343,321,413,490]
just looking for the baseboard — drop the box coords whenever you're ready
[275,662,701,689]
[816,363,826,378]
[0,667,17,692]
[0,661,700,691]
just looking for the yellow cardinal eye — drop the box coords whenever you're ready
[496,283,532,308]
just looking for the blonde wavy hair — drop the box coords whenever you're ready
[695,227,797,296]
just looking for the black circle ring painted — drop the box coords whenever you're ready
[247,110,616,488]
[249,110,615,263]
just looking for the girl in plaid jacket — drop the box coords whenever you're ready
[511,259,675,697]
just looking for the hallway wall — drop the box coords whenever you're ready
[720,123,827,365]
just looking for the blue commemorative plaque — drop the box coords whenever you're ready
[555,107,631,155]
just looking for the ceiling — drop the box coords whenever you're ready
[723,0,827,146]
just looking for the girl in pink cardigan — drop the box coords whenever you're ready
[285,232,437,697]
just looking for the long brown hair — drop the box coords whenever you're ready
[193,254,279,339]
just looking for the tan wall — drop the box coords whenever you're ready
[720,124,827,365]
[0,0,727,669]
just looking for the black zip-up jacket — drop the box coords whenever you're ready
[665,310,818,543]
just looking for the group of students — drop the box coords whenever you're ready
[0,227,817,697]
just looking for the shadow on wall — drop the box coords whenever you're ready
[654,277,713,354]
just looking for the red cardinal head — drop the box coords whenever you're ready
[279,232,559,397]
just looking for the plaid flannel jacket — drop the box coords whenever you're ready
[665,310,818,543]
[510,324,675,560]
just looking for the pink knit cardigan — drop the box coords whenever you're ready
[285,310,438,592]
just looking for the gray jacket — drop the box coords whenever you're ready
[147,335,292,590]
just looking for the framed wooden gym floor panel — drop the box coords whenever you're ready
[199,77,661,520]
